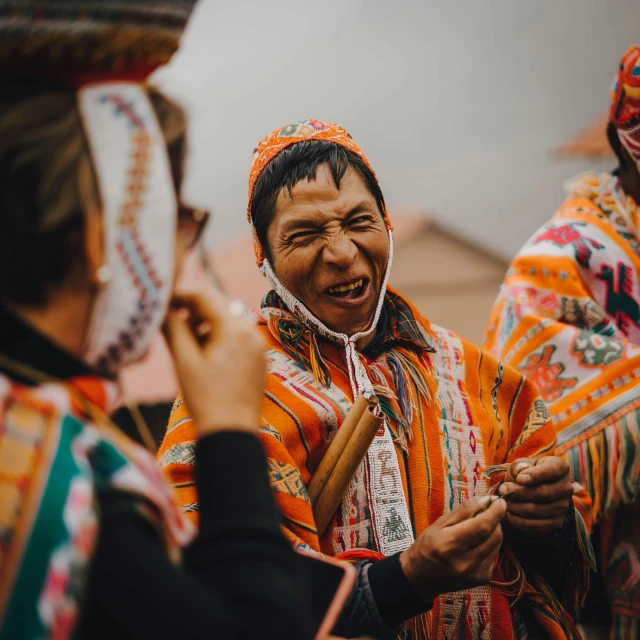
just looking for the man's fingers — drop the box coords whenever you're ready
[505,498,569,520]
[505,513,564,536]
[466,521,503,557]
[514,456,570,487]
[439,496,498,527]
[476,553,499,582]
[449,499,507,549]
[475,534,502,576]
[499,479,573,504]
[461,525,503,582]
[505,458,533,483]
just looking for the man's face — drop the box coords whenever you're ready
[266,165,389,336]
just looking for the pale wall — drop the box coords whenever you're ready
[154,0,638,260]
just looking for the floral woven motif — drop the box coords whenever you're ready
[161,288,593,640]
[162,118,592,639]
[485,171,640,637]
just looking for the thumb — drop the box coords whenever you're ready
[505,458,533,483]
[438,496,497,527]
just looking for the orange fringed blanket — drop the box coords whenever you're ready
[484,172,640,636]
[160,288,593,639]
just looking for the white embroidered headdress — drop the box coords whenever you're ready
[0,1,197,375]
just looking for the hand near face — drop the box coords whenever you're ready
[164,284,266,435]
[399,496,506,603]
[498,456,573,536]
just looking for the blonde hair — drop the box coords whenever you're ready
[0,80,186,304]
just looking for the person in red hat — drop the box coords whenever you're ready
[484,45,640,639]
[161,119,595,639]
[0,4,348,639]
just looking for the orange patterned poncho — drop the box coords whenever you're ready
[160,288,593,639]
[484,171,640,638]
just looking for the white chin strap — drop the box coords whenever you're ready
[618,126,640,172]
[78,83,177,376]
[260,230,394,399]
[261,229,416,556]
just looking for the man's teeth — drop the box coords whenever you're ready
[328,279,363,294]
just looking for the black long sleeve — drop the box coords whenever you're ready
[335,505,577,638]
[332,554,431,639]
[78,431,316,640]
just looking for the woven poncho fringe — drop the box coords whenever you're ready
[159,118,594,638]
[485,172,640,523]
[563,408,640,521]
[161,287,595,639]
[484,171,640,636]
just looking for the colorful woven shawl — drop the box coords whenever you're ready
[484,172,640,637]
[160,288,593,640]
[0,374,194,639]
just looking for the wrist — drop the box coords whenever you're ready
[197,424,257,436]
[399,546,439,604]
[196,421,258,436]
[193,409,260,436]
[367,554,433,628]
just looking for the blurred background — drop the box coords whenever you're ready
[121,0,640,428]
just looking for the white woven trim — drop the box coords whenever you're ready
[78,83,177,374]
[260,229,414,552]
[366,421,415,554]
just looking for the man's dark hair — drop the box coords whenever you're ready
[251,140,386,261]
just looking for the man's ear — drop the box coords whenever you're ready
[84,202,106,286]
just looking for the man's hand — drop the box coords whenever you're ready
[498,456,573,536]
[399,496,506,603]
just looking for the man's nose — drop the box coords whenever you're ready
[322,233,358,269]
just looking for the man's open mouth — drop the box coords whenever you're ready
[326,278,368,300]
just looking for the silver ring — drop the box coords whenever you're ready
[228,299,246,317]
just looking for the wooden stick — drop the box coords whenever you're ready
[307,394,377,504]
[313,406,384,537]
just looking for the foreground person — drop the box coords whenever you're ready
[484,45,640,639]
[161,120,594,638]
[0,5,337,639]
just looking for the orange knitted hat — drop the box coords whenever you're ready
[247,119,391,265]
